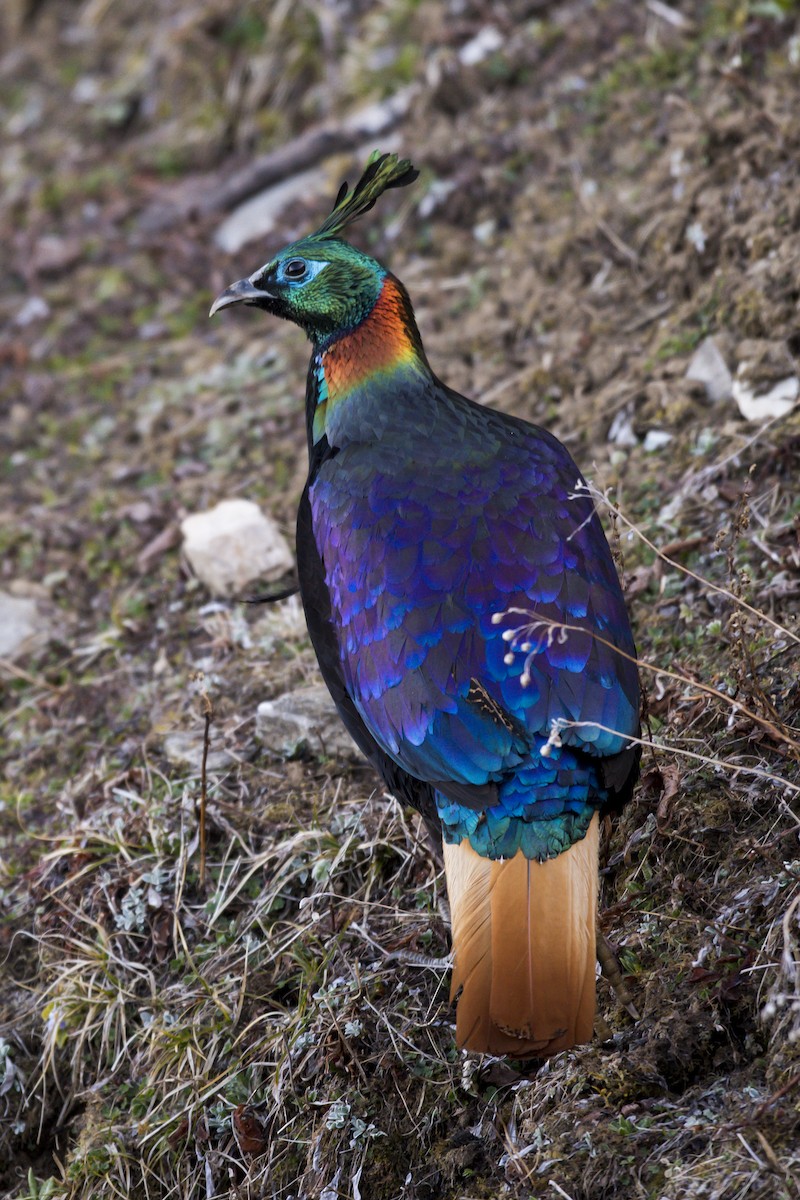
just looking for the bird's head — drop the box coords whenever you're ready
[210,237,387,345]
[210,152,418,347]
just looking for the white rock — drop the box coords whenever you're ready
[459,26,503,66]
[15,295,50,327]
[0,591,49,659]
[643,429,673,452]
[72,76,101,104]
[181,499,294,597]
[473,219,496,243]
[732,373,799,423]
[685,221,706,252]
[341,88,413,135]
[417,179,456,219]
[658,498,682,525]
[607,408,638,446]
[686,337,733,403]
[256,684,363,763]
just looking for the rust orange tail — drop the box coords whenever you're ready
[443,812,599,1057]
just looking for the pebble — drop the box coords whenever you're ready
[643,430,673,452]
[162,730,235,773]
[732,373,799,423]
[181,499,294,598]
[685,337,733,403]
[0,590,51,660]
[14,296,50,327]
[256,684,362,763]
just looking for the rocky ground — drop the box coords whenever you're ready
[1,1,800,1198]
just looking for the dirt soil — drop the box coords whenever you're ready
[1,2,800,1198]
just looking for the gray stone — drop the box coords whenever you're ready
[0,590,50,659]
[732,373,799,422]
[732,340,799,421]
[643,429,673,452]
[14,295,50,327]
[607,407,638,446]
[163,730,234,773]
[256,685,363,763]
[685,337,733,403]
[459,26,503,65]
[181,499,294,598]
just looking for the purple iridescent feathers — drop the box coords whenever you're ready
[307,362,639,860]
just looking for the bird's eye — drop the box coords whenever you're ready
[284,258,308,281]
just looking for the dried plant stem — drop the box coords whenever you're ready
[199,687,213,889]
[498,609,800,758]
[561,720,799,797]
[588,485,800,648]
[596,931,641,1020]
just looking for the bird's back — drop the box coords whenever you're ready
[304,372,639,825]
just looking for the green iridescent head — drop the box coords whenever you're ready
[210,151,418,345]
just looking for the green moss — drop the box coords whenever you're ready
[656,328,706,360]
[221,11,266,48]
[589,53,682,112]
[153,146,192,180]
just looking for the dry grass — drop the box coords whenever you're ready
[3,459,799,1199]
[5,758,460,1198]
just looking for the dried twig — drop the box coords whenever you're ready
[596,930,641,1020]
[190,674,214,890]
[588,484,800,649]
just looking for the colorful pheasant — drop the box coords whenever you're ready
[211,153,641,1056]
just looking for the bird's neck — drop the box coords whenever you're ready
[310,275,431,447]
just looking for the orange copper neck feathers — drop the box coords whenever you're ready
[321,276,423,399]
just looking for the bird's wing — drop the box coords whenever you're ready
[306,396,639,803]
[296,482,446,834]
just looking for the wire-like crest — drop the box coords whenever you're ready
[312,150,418,240]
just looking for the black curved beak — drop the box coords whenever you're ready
[209,278,274,317]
